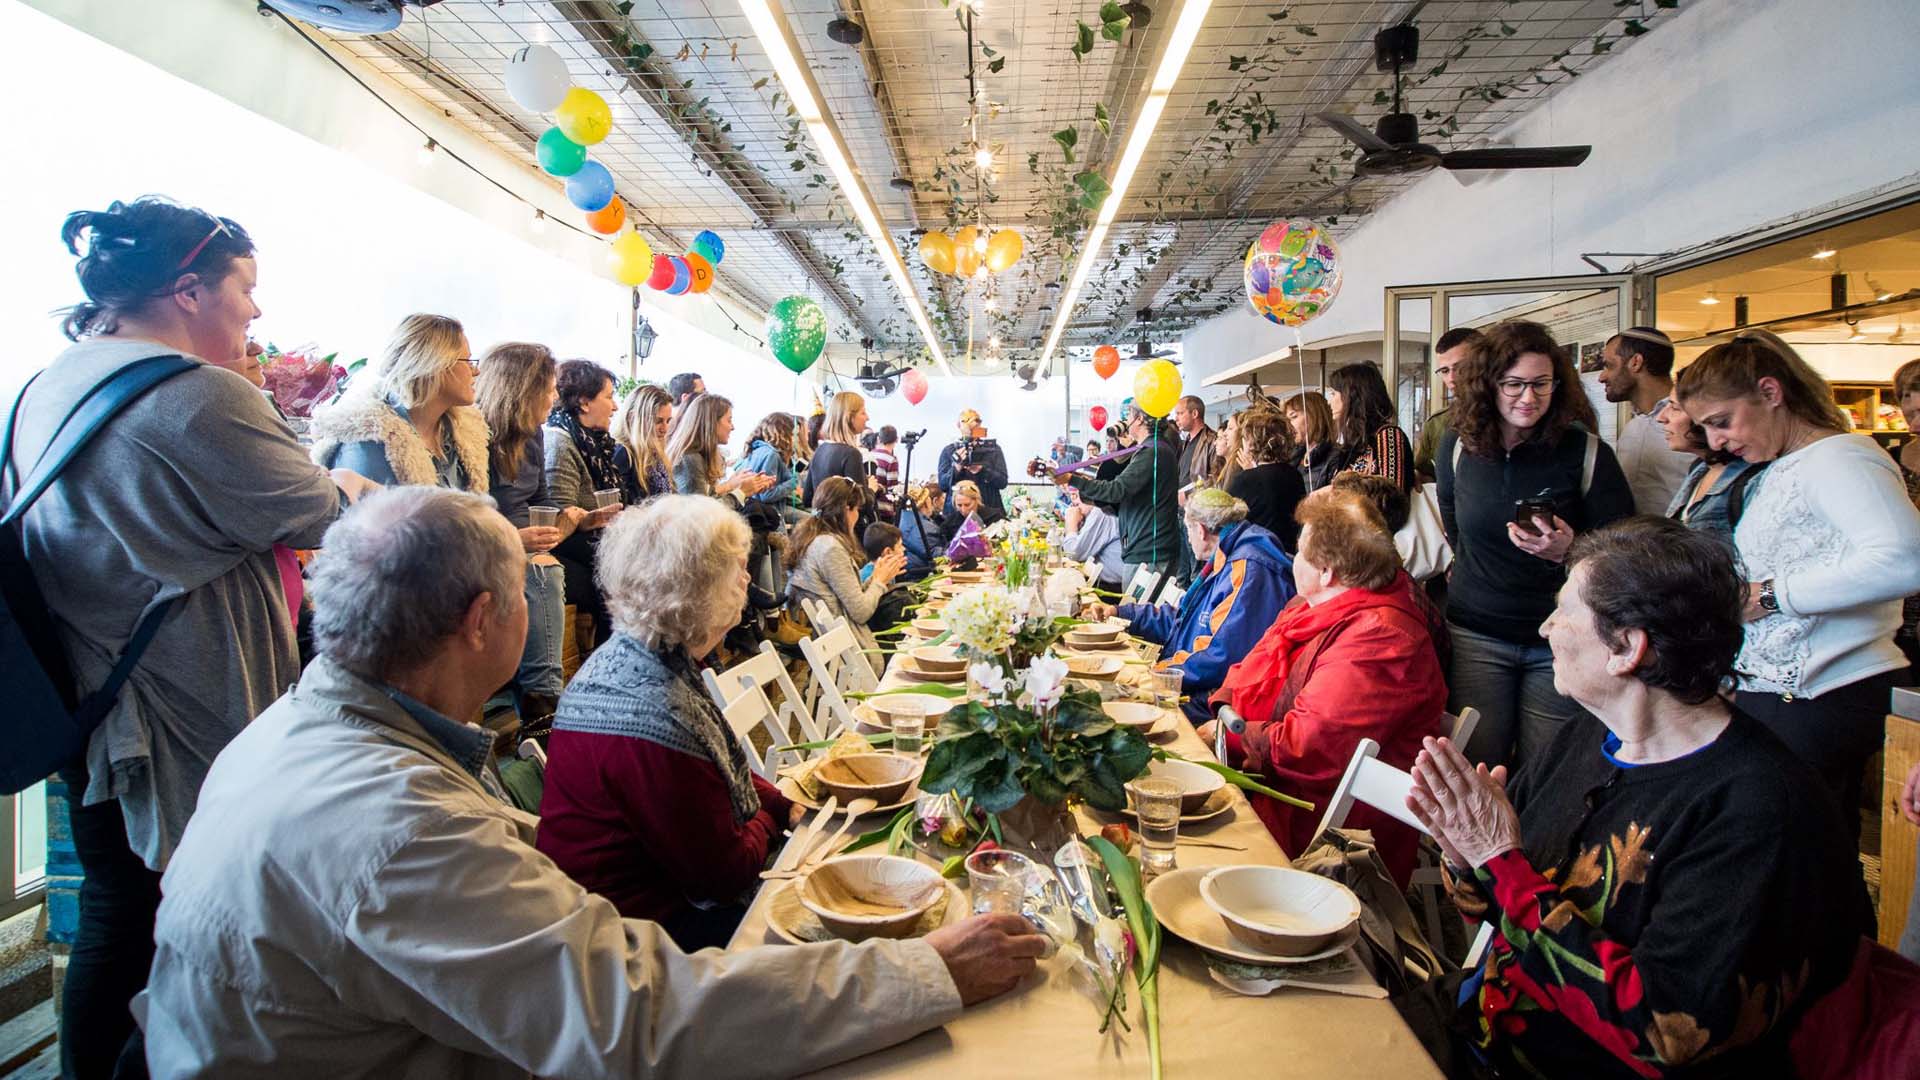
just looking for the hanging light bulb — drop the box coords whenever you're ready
[974,146,993,170]
[1698,289,1719,306]
[989,334,1000,348]
[974,231,988,254]
[417,139,438,166]
[1812,248,1837,260]
[530,209,547,234]
[984,297,997,311]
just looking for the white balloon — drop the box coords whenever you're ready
[504,45,571,113]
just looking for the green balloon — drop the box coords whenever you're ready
[767,296,827,373]
[537,127,586,177]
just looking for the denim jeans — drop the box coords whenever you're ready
[58,765,162,1079]
[517,559,566,698]
[1447,622,1584,770]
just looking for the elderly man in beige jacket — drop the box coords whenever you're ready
[136,486,1043,1078]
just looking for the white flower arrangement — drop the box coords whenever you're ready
[943,585,1018,656]
[1023,654,1071,712]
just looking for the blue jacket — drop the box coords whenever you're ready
[1119,521,1294,720]
[734,438,795,504]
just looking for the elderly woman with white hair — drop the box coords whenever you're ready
[1084,487,1294,721]
[536,495,805,950]
[310,313,489,493]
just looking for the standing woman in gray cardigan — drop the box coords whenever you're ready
[664,392,773,500]
[13,197,360,1076]
[542,360,625,647]
[785,476,905,650]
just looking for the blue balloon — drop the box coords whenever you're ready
[693,229,725,264]
[565,160,614,212]
[666,257,691,295]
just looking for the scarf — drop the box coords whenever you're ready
[547,405,634,504]
[1214,571,1431,725]
[553,635,761,824]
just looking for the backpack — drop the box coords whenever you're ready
[1451,424,1599,498]
[0,355,195,793]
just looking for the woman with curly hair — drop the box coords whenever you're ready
[1436,320,1633,769]
[1225,406,1306,552]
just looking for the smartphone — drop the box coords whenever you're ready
[1512,498,1556,534]
[865,460,878,477]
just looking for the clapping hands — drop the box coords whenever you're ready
[1405,736,1522,869]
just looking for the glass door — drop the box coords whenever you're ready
[1382,274,1647,442]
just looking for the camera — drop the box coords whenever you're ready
[900,428,926,447]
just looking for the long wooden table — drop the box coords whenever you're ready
[726,630,1442,1078]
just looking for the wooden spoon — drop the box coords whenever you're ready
[804,797,879,869]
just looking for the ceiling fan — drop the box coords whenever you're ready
[1132,309,1178,362]
[1315,24,1591,179]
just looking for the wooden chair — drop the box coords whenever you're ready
[703,642,823,772]
[1445,706,1482,750]
[797,621,877,739]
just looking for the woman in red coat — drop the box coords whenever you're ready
[1200,488,1447,884]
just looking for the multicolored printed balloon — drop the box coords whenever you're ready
[1242,220,1342,328]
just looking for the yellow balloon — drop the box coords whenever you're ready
[953,226,979,253]
[555,87,612,145]
[953,242,980,278]
[608,232,654,286]
[984,229,1023,273]
[1132,358,1183,418]
[919,231,956,275]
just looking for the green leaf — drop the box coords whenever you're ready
[988,55,1006,74]
[1072,21,1096,59]
[1373,88,1391,105]
[1073,170,1111,211]
[1622,18,1649,36]
[1654,0,1678,7]
[616,0,634,12]
[970,756,1028,812]
[752,77,769,90]
[1227,54,1248,71]
[843,806,915,854]
[1265,7,1290,19]
[1094,102,1111,136]
[1052,126,1079,164]
[1292,24,1317,36]
[1102,16,1129,42]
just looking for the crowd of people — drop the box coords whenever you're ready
[10,195,1920,1078]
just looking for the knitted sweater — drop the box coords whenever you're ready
[1449,711,1864,1079]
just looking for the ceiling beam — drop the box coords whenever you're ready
[550,0,875,337]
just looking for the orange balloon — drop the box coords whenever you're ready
[684,251,714,293]
[1093,345,1121,379]
[585,196,626,235]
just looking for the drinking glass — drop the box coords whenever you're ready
[527,505,559,528]
[1151,668,1185,713]
[1131,778,1182,877]
[966,849,1036,915]
[593,488,622,509]
[888,699,926,757]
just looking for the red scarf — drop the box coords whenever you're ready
[1212,571,1430,725]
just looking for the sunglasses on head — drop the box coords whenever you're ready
[176,218,233,270]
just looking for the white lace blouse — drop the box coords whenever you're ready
[1732,434,1920,697]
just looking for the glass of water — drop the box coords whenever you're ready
[888,699,926,757]
[1131,777,1182,877]
[966,848,1036,915]
[1151,668,1185,712]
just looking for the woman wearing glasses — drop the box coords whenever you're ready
[1436,320,1633,769]
[311,313,490,495]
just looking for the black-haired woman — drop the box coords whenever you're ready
[1326,361,1415,494]
[544,360,627,647]
[11,198,359,1075]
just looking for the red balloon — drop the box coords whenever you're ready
[645,254,675,291]
[902,367,929,405]
[1088,405,1109,431]
[1093,345,1121,380]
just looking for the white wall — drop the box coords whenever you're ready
[1182,0,1920,384]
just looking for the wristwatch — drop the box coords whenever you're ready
[1757,580,1780,614]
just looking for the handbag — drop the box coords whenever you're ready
[1397,483,1454,582]
[1294,828,1448,995]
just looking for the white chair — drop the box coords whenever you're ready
[1446,706,1482,750]
[716,683,789,779]
[1156,583,1186,609]
[798,622,878,738]
[1122,565,1162,605]
[516,739,548,768]
[704,641,823,769]
[800,595,842,634]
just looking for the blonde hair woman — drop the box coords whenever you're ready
[613,383,674,499]
[1674,331,1920,844]
[311,312,488,492]
[802,390,879,520]
[665,393,772,499]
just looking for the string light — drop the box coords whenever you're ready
[1698,289,1719,306]
[1812,248,1837,260]
[531,209,547,234]
[974,146,993,170]
[416,139,438,166]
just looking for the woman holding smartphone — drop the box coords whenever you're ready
[1436,320,1633,769]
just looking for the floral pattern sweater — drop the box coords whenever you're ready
[1447,711,1865,1079]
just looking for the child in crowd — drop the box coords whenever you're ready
[859,523,915,643]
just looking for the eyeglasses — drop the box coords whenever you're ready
[1496,377,1559,399]
[456,358,478,372]
[176,218,233,270]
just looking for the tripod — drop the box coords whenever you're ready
[899,433,937,571]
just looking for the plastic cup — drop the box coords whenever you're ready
[1131,777,1182,876]
[528,505,559,528]
[1151,668,1184,712]
[593,488,621,509]
[966,848,1036,915]
[888,698,926,757]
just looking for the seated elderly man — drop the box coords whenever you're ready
[1199,488,1446,883]
[538,495,805,951]
[137,487,1044,1078]
[1085,487,1293,721]
[1405,517,1865,1079]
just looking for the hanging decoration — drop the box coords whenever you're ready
[953,229,982,278]
[684,251,715,293]
[607,232,654,287]
[646,254,675,291]
[918,232,957,275]
[902,367,929,405]
[984,229,1024,273]
[585,195,627,235]
[504,45,571,113]
[554,87,613,146]
[1243,219,1343,328]
[1092,345,1121,380]
[1088,404,1109,431]
[565,160,615,212]
[665,256,692,296]
[536,127,586,177]
[910,16,1027,282]
[1132,359,1182,418]
[767,296,828,373]
[693,230,726,265]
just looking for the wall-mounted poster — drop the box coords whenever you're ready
[1578,340,1605,373]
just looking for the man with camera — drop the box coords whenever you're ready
[935,408,1009,514]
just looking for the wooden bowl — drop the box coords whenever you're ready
[813,754,921,805]
[909,645,967,675]
[798,855,946,941]
[910,618,947,637]
[1130,757,1225,814]
[1064,655,1124,682]
[867,693,956,725]
[1102,700,1164,730]
[1068,622,1124,644]
[1199,866,1362,957]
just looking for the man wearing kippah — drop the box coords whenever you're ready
[1599,327,1694,515]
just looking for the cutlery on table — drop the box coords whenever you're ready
[761,794,837,880]
[799,797,879,870]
